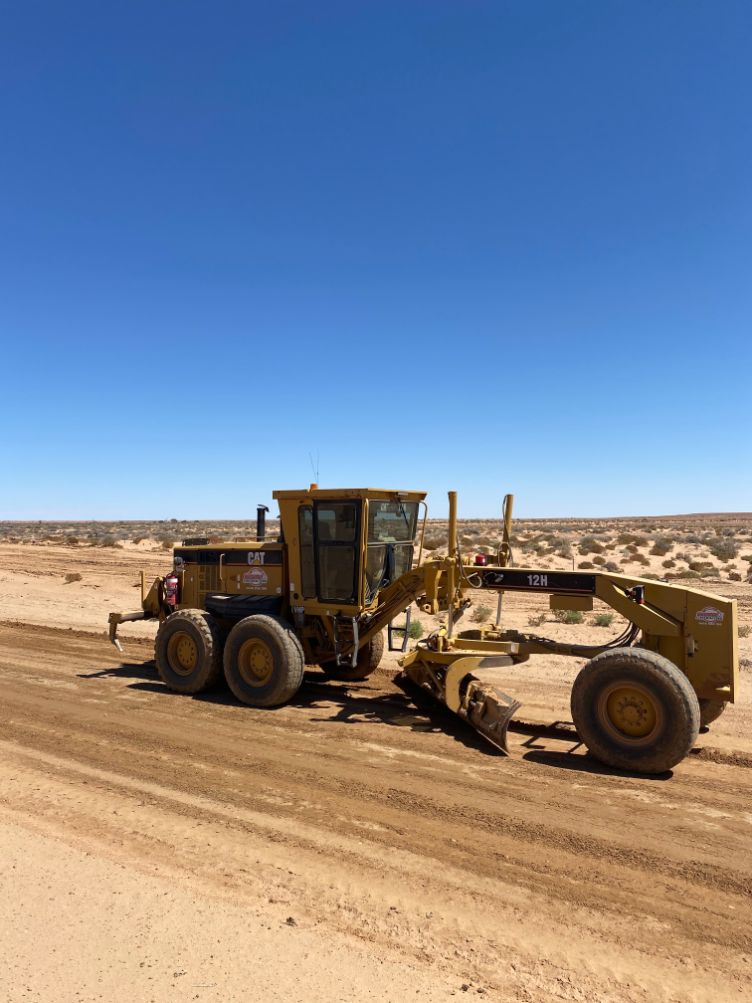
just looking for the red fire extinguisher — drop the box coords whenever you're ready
[164,574,179,609]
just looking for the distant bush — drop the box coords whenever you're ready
[592,612,614,628]
[64,572,82,584]
[527,612,547,627]
[65,536,80,546]
[739,625,751,638]
[650,537,674,556]
[471,605,493,624]
[553,609,584,625]
[728,572,742,582]
[592,555,606,565]
[579,536,604,555]
[708,539,738,561]
[661,558,676,568]
[604,561,621,573]
[578,561,595,570]
[408,619,424,639]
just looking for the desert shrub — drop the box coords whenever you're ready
[578,561,595,570]
[592,612,614,628]
[662,559,676,568]
[66,536,80,546]
[64,572,82,584]
[728,571,742,581]
[738,625,751,638]
[740,554,752,563]
[740,658,752,672]
[616,533,637,545]
[700,566,720,578]
[708,539,738,561]
[527,612,547,627]
[671,569,697,579]
[632,554,650,566]
[423,533,444,550]
[99,537,121,548]
[160,538,175,551]
[472,605,493,624]
[592,555,606,565]
[553,609,584,625]
[650,537,674,556]
[579,536,604,555]
[604,561,620,573]
[408,619,424,640]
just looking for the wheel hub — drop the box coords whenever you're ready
[237,638,274,687]
[598,682,661,744]
[167,631,199,675]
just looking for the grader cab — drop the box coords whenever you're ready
[109,486,739,775]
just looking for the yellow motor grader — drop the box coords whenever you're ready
[109,487,739,774]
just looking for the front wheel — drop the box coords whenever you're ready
[571,647,700,774]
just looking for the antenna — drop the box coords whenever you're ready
[308,451,320,484]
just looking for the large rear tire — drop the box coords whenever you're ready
[699,698,727,728]
[570,647,700,774]
[155,609,223,694]
[223,614,304,708]
[320,631,385,682]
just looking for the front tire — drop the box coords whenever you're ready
[223,614,304,708]
[571,647,700,774]
[155,609,223,694]
[320,631,385,681]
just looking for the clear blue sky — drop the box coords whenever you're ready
[1,1,750,519]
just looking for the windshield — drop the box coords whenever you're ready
[368,501,419,543]
[365,500,419,602]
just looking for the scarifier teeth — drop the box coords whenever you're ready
[459,681,521,755]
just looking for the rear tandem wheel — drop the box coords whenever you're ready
[698,698,728,729]
[570,647,701,774]
[319,630,385,682]
[154,609,223,694]
[223,614,305,708]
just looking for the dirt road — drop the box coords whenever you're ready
[1,620,751,1002]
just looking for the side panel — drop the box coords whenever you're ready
[175,545,286,610]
